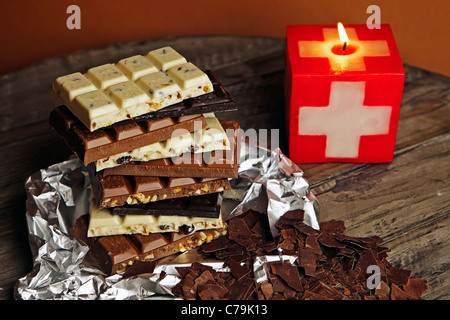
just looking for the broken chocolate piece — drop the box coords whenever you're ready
[270,261,303,292]
[171,261,255,300]
[403,278,428,299]
[298,249,317,276]
[226,259,251,281]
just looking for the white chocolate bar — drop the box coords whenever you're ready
[95,113,230,171]
[87,192,224,237]
[52,46,213,131]
[146,47,187,71]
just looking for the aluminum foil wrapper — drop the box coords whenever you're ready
[15,142,318,300]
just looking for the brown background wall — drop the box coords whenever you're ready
[1,0,449,77]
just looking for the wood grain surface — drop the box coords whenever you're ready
[0,36,448,300]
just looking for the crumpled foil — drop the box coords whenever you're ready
[14,141,319,300]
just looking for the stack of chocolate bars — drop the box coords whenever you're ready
[49,46,240,274]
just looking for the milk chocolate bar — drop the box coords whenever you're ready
[88,164,231,208]
[87,193,225,237]
[50,106,206,165]
[102,121,240,178]
[111,192,222,218]
[95,115,231,171]
[73,214,227,274]
[52,46,213,131]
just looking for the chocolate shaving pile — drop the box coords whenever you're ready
[171,210,428,300]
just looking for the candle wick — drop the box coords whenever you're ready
[342,42,347,51]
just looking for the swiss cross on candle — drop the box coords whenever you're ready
[299,82,392,158]
[298,25,390,72]
[285,24,405,163]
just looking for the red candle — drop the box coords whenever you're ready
[285,23,405,163]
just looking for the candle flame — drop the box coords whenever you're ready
[337,22,349,47]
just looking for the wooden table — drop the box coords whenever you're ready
[0,36,448,300]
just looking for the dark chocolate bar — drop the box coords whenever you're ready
[111,192,223,218]
[102,121,240,178]
[132,71,237,121]
[73,214,227,275]
[88,163,231,208]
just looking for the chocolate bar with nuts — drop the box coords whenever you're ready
[86,191,225,237]
[102,121,240,178]
[73,214,227,275]
[88,163,231,209]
